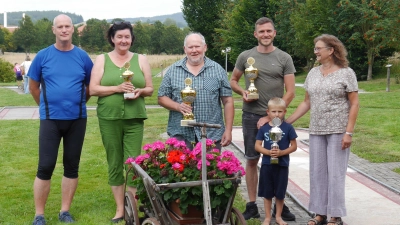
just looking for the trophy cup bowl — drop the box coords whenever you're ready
[245,57,259,100]
[269,118,283,164]
[180,78,196,127]
[121,62,135,99]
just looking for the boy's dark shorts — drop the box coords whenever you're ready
[258,164,289,200]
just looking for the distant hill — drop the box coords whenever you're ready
[0,11,187,28]
[0,11,84,26]
[109,12,187,28]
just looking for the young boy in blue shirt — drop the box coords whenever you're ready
[255,97,298,225]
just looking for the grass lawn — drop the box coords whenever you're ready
[0,70,399,224]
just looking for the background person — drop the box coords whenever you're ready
[89,21,153,223]
[158,32,234,150]
[230,17,296,220]
[29,14,93,225]
[13,62,23,89]
[255,97,297,225]
[21,55,32,94]
[286,34,359,225]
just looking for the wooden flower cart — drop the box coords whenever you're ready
[124,122,247,225]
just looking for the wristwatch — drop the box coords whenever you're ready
[345,132,353,137]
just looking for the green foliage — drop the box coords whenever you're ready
[32,18,54,52]
[183,0,232,64]
[337,0,400,80]
[132,21,151,54]
[149,21,165,54]
[13,15,36,53]
[215,0,279,65]
[161,25,185,54]
[79,19,111,53]
[0,28,16,52]
[0,58,14,82]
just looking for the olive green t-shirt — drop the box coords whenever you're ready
[97,53,147,120]
[235,47,296,116]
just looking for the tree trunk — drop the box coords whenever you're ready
[367,49,375,81]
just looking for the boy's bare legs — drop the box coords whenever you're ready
[275,198,288,225]
[61,176,78,212]
[262,198,272,225]
[33,177,51,215]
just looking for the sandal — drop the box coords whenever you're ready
[308,214,327,225]
[327,217,343,225]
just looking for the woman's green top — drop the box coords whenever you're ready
[97,53,147,120]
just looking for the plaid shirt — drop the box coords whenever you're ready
[158,56,232,142]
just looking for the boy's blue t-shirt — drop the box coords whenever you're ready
[28,45,93,120]
[256,121,298,167]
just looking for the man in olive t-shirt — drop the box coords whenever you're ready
[230,17,296,221]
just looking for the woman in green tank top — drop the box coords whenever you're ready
[89,21,154,223]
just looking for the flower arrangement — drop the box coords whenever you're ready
[125,138,245,214]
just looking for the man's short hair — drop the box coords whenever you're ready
[255,17,275,30]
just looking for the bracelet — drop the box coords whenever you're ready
[345,132,353,137]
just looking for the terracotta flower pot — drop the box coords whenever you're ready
[168,200,204,224]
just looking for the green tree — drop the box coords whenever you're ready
[149,21,165,54]
[216,0,279,64]
[164,18,177,27]
[80,19,110,53]
[183,0,231,62]
[161,25,185,54]
[13,15,36,54]
[132,21,151,54]
[0,28,16,52]
[337,0,400,80]
[32,18,53,51]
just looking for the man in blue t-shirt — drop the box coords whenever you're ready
[255,97,297,225]
[29,14,93,225]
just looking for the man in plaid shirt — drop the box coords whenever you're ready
[158,32,234,150]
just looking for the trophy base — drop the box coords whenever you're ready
[181,119,196,127]
[247,93,259,100]
[124,93,135,99]
[270,157,279,164]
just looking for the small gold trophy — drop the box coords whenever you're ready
[245,57,259,100]
[180,78,196,126]
[121,61,135,99]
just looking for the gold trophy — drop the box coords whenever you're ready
[245,57,259,100]
[180,78,196,126]
[121,61,135,99]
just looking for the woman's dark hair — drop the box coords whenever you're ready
[107,21,135,47]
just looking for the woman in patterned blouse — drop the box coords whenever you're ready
[286,34,359,225]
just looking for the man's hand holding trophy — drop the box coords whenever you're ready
[121,61,136,99]
[245,57,259,100]
[180,78,196,126]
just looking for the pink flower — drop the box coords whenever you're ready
[124,157,135,164]
[172,162,184,172]
[135,154,150,165]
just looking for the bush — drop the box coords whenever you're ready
[0,58,15,82]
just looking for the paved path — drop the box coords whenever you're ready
[1,104,400,224]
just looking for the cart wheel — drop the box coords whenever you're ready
[124,191,140,225]
[229,207,247,225]
[141,217,160,225]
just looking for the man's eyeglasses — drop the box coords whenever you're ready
[113,21,131,26]
[314,47,330,52]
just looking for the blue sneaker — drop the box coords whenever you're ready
[32,215,46,225]
[58,211,75,223]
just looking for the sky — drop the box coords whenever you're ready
[3,0,183,21]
